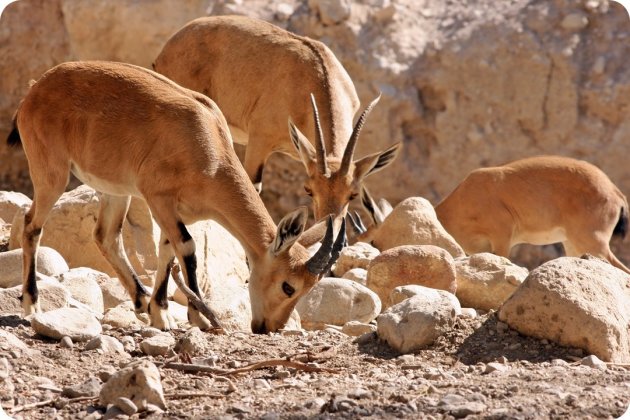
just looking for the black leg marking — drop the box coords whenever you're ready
[132,274,149,310]
[155,259,174,309]
[253,165,264,185]
[182,253,201,297]
[177,221,193,243]
[25,257,38,304]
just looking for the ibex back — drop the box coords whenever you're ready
[154,16,400,221]
[8,61,344,333]
[435,156,630,274]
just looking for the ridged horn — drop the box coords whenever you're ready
[306,215,335,274]
[321,217,347,275]
[310,93,328,175]
[340,94,381,174]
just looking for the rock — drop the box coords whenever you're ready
[98,366,118,383]
[62,377,102,398]
[120,336,136,353]
[370,198,465,258]
[193,281,252,332]
[99,360,166,411]
[0,247,69,288]
[31,307,102,342]
[60,336,73,348]
[175,327,207,355]
[459,308,478,318]
[498,257,630,363]
[377,293,459,353]
[101,302,145,329]
[332,242,380,277]
[439,394,487,418]
[341,268,368,286]
[115,397,138,416]
[0,275,71,315]
[85,335,126,355]
[455,253,528,310]
[484,362,509,374]
[57,268,105,313]
[341,321,376,337]
[581,355,607,371]
[366,245,457,308]
[308,0,351,25]
[140,334,176,356]
[560,12,589,30]
[0,358,10,380]
[0,329,31,354]
[295,277,381,327]
[389,285,461,314]
[0,191,31,225]
[97,276,131,311]
[166,300,188,326]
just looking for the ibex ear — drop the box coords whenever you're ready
[288,119,317,172]
[271,206,309,255]
[354,142,402,181]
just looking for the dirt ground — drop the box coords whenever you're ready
[2,311,629,419]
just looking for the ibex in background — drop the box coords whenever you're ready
[346,185,392,244]
[154,15,401,222]
[7,61,345,334]
[434,155,630,274]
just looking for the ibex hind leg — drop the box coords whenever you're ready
[148,197,213,330]
[93,194,150,313]
[21,164,69,316]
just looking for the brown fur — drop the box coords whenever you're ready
[13,61,337,332]
[435,156,630,273]
[154,16,400,221]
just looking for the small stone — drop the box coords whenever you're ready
[0,357,10,379]
[103,405,125,420]
[98,366,117,383]
[120,336,135,352]
[85,335,126,355]
[140,327,163,338]
[140,334,175,356]
[115,397,138,416]
[253,379,271,389]
[484,362,509,374]
[560,13,588,31]
[62,377,102,398]
[459,308,477,318]
[348,388,370,399]
[341,321,376,337]
[175,327,207,355]
[99,360,166,411]
[32,308,102,342]
[60,336,73,348]
[581,355,607,371]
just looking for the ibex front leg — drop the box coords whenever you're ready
[148,232,178,330]
[148,199,213,330]
[93,194,150,313]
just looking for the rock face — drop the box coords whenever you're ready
[455,253,528,311]
[366,245,457,308]
[377,291,460,353]
[295,277,381,327]
[498,257,630,363]
[0,247,69,288]
[2,0,630,269]
[370,198,465,258]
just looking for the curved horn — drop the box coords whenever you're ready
[321,217,347,275]
[306,215,334,274]
[340,94,381,174]
[310,93,328,175]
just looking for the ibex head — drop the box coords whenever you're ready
[346,185,392,244]
[289,94,401,221]
[249,207,346,333]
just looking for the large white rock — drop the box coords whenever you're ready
[0,191,31,224]
[31,307,102,342]
[9,185,158,277]
[295,277,381,327]
[371,197,465,258]
[332,242,380,277]
[377,292,460,353]
[367,245,457,308]
[0,275,70,315]
[0,247,69,288]
[389,284,461,314]
[498,257,630,363]
[99,360,166,411]
[455,253,528,310]
[57,268,105,313]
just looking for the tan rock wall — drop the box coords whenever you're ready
[1,0,630,264]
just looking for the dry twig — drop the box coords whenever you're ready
[10,396,97,414]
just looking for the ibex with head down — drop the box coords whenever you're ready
[154,15,401,221]
[8,61,345,333]
[434,156,630,274]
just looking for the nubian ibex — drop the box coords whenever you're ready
[154,15,401,221]
[7,61,345,334]
[434,156,630,274]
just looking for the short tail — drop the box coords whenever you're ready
[613,205,628,239]
[6,114,21,147]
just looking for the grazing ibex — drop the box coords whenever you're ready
[434,156,630,274]
[7,61,345,333]
[154,15,401,220]
[346,186,392,244]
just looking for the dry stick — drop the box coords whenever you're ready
[10,396,97,414]
[163,363,238,392]
[165,392,227,400]
[217,359,340,376]
[171,264,225,331]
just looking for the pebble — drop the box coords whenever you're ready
[115,397,138,416]
[581,355,607,371]
[98,366,117,383]
[120,336,135,352]
[62,377,102,398]
[139,334,175,356]
[484,362,509,374]
[60,336,74,348]
[253,379,272,390]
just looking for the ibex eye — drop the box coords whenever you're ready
[282,281,295,297]
[349,193,358,200]
[304,187,313,196]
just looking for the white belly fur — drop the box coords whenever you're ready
[71,163,140,197]
[512,226,567,246]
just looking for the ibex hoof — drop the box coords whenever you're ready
[188,307,213,330]
[149,301,177,330]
